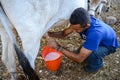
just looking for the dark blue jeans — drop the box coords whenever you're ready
[85,46,116,71]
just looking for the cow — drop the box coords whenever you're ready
[0,0,111,80]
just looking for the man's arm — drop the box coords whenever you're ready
[48,26,73,38]
[59,46,92,63]
[47,38,92,63]
[48,31,65,38]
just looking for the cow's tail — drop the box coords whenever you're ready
[0,2,39,80]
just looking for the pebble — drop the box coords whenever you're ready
[39,70,42,73]
[116,54,119,57]
[114,69,118,72]
[115,60,119,64]
[103,72,110,77]
[100,71,104,75]
[99,77,103,80]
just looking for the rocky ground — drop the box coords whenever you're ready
[0,0,120,80]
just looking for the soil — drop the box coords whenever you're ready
[0,0,120,80]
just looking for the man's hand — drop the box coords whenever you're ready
[47,38,59,49]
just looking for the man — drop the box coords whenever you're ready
[47,7,119,73]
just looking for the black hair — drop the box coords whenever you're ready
[70,7,90,27]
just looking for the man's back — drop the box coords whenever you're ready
[81,15,119,51]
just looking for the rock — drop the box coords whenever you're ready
[99,77,103,80]
[106,16,117,25]
[39,70,42,73]
[115,60,119,64]
[103,72,110,77]
[100,71,104,75]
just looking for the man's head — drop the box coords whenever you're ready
[69,7,91,33]
[70,7,90,27]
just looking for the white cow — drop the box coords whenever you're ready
[0,0,111,80]
[0,0,88,80]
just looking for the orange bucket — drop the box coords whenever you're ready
[42,45,62,71]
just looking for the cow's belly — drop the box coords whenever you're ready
[1,0,88,36]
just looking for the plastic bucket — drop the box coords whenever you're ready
[42,46,62,71]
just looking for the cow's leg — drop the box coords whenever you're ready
[104,0,111,12]
[88,0,101,16]
[96,2,104,19]
[20,32,41,69]
[96,0,107,19]
[0,25,17,80]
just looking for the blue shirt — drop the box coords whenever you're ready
[80,15,119,51]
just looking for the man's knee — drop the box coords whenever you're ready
[86,52,100,64]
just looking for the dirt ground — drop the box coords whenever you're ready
[0,0,120,80]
